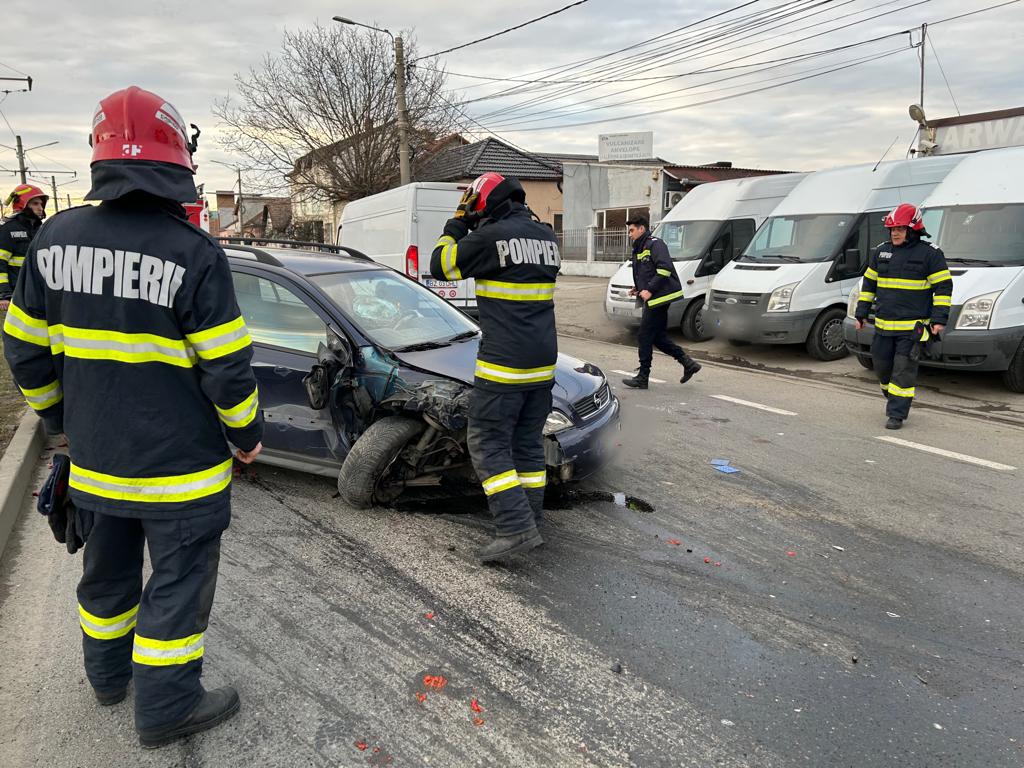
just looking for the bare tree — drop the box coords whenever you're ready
[214,23,459,203]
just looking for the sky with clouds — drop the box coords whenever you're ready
[1,0,1020,209]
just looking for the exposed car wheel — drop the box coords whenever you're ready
[337,416,424,509]
[1003,340,1024,393]
[856,353,874,370]
[681,300,713,342]
[806,308,849,361]
[726,338,750,347]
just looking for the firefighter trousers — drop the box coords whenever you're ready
[871,332,919,421]
[76,503,230,731]
[637,303,697,373]
[467,385,552,534]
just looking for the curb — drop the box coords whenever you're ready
[0,410,44,563]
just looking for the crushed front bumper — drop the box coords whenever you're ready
[545,395,621,483]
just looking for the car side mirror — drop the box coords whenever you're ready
[303,329,353,410]
[326,326,352,368]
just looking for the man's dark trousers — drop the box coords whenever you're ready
[76,504,230,730]
[638,303,690,372]
[467,385,552,533]
[871,332,919,420]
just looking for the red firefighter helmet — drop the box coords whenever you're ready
[467,172,507,213]
[89,86,198,171]
[883,203,925,231]
[5,184,48,213]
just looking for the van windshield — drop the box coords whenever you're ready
[739,214,854,263]
[925,204,1024,266]
[652,220,720,261]
[312,270,478,351]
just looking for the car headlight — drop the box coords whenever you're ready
[543,410,573,435]
[847,284,862,318]
[955,290,1001,330]
[767,282,799,312]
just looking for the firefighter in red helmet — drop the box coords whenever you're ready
[430,172,560,563]
[854,203,952,428]
[3,86,262,747]
[0,184,48,307]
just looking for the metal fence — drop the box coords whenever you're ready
[557,227,631,262]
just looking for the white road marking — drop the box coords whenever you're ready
[612,369,666,384]
[874,436,1017,471]
[710,394,797,416]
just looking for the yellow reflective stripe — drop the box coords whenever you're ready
[858,292,875,302]
[927,270,952,284]
[656,268,672,277]
[0,274,8,284]
[8,255,24,267]
[887,383,915,398]
[0,248,12,261]
[69,458,233,504]
[876,277,929,290]
[879,381,888,390]
[186,316,252,361]
[133,632,205,666]
[79,603,138,640]
[216,387,259,428]
[435,235,462,281]
[475,280,555,301]
[20,379,62,411]
[3,301,50,346]
[864,267,878,280]
[647,289,684,307]
[636,249,651,261]
[932,295,952,307]
[474,359,556,384]
[482,469,520,496]
[518,470,546,489]
[874,317,929,331]
[50,324,196,367]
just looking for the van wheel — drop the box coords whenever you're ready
[1003,340,1024,393]
[856,354,874,370]
[806,308,849,361]
[681,301,713,342]
[337,416,424,509]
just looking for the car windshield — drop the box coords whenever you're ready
[740,214,854,263]
[923,204,1024,266]
[651,220,720,261]
[312,270,478,350]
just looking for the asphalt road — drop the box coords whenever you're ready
[1,305,1022,766]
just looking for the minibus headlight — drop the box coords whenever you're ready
[767,282,799,312]
[955,290,1001,330]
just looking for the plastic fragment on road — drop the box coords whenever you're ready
[667,538,682,546]
[473,717,485,727]
[720,719,735,726]
[355,741,368,751]
[424,612,435,620]
[704,557,711,564]
[832,545,845,552]
[934,723,944,730]
[714,562,722,567]
[612,492,626,506]
[886,612,901,618]
[710,459,731,466]
[714,465,741,474]
[471,698,484,713]
[423,675,448,689]
[415,692,427,703]
[786,551,797,557]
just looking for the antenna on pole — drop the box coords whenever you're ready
[873,135,900,171]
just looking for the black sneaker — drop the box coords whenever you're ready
[477,528,543,563]
[95,687,127,707]
[885,417,903,430]
[680,362,702,384]
[138,686,240,749]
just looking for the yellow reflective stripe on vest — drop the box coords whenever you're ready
[875,277,929,290]
[636,249,651,261]
[217,387,259,428]
[435,235,462,281]
[8,255,24,267]
[0,248,12,261]
[518,470,546,489]
[864,267,878,280]
[482,469,520,496]
[647,289,684,307]
[655,268,672,277]
[186,316,251,361]
[858,291,875,302]
[0,273,8,284]
[932,295,951,307]
[3,300,49,346]
[49,324,196,367]
[927,269,952,284]
[873,317,929,331]
[79,603,138,640]
[887,382,915,398]
[475,280,555,301]
[20,379,62,411]
[133,632,205,666]
[69,458,233,504]
[474,359,556,385]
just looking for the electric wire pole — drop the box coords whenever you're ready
[918,23,927,109]
[15,136,26,184]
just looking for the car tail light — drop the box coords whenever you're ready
[405,245,419,279]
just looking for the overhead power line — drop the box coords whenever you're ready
[415,0,590,61]
[927,34,960,115]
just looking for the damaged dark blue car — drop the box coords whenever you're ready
[221,239,620,507]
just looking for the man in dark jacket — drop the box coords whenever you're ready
[0,184,48,307]
[3,86,262,748]
[854,203,952,429]
[431,172,559,563]
[621,214,701,388]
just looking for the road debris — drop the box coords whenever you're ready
[473,717,485,727]
[415,692,427,703]
[915,674,929,685]
[667,539,682,546]
[704,557,712,564]
[613,492,626,506]
[611,662,623,674]
[423,675,448,690]
[710,458,741,474]
[355,741,369,751]
[832,545,845,552]
[714,561,722,567]
[934,723,944,730]
[424,612,435,620]
[720,719,735,726]
[886,612,901,618]
[786,551,797,557]
[471,698,484,713]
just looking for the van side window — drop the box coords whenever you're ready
[834,216,868,280]
[868,213,889,251]
[732,219,755,255]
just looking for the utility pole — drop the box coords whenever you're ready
[236,166,244,234]
[15,136,27,184]
[394,35,411,186]
[51,176,59,212]
[918,23,927,109]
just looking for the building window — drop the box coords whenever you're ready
[596,207,650,230]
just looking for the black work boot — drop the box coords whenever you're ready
[95,687,128,706]
[621,369,650,389]
[477,527,543,563]
[679,358,702,384]
[885,417,903,430]
[138,686,240,749]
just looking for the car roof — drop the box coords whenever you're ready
[221,240,386,276]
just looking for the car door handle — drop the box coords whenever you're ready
[273,366,290,376]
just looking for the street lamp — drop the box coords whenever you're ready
[333,15,411,186]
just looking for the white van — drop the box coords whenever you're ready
[706,155,965,359]
[604,173,806,340]
[339,182,476,314]
[845,146,1024,391]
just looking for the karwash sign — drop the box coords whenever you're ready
[928,107,1024,155]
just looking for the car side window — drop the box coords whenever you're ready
[232,273,327,354]
[732,219,756,255]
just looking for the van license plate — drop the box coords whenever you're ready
[423,279,457,288]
